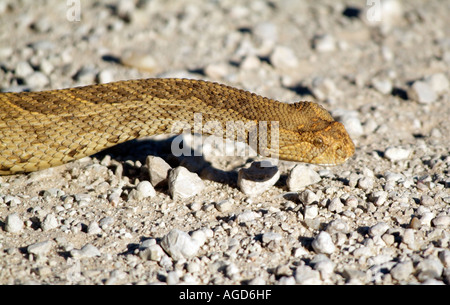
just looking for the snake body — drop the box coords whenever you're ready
[0,78,354,175]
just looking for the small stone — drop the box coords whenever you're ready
[166,271,179,285]
[357,177,374,190]
[204,62,230,78]
[87,221,102,234]
[424,73,449,94]
[409,216,421,229]
[225,263,240,279]
[287,165,321,191]
[311,254,335,279]
[369,191,388,206]
[311,231,335,254]
[312,34,336,53]
[140,244,165,261]
[99,216,114,229]
[371,77,393,94]
[384,146,411,161]
[236,210,260,223]
[294,265,322,284]
[328,197,343,213]
[369,222,390,237]
[432,215,450,228]
[382,233,395,245]
[25,71,49,88]
[298,190,319,205]
[4,213,24,233]
[168,166,205,199]
[438,250,450,267]
[390,261,413,281]
[15,61,34,77]
[420,194,434,206]
[332,110,363,137]
[262,232,282,244]
[402,228,416,248]
[160,229,205,260]
[27,240,54,257]
[146,156,172,187]
[136,181,156,198]
[326,219,349,234]
[304,205,319,219]
[41,213,58,231]
[270,45,299,70]
[121,52,158,72]
[311,77,339,100]
[97,69,115,84]
[70,244,101,258]
[416,257,444,281]
[215,199,234,212]
[408,81,437,104]
[237,161,280,196]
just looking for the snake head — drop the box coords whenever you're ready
[277,109,355,165]
[303,120,355,165]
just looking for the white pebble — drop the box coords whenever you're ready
[328,197,343,213]
[41,213,58,231]
[384,146,411,161]
[136,181,156,198]
[121,52,158,72]
[332,109,364,137]
[146,156,172,187]
[357,176,374,190]
[369,222,390,237]
[97,69,115,84]
[160,229,205,260]
[311,254,335,279]
[236,210,260,223]
[371,77,393,94]
[87,221,101,235]
[326,219,349,233]
[369,191,388,206]
[408,81,437,104]
[70,244,101,258]
[5,213,24,233]
[270,45,299,70]
[416,257,444,281]
[311,231,335,254]
[25,71,49,88]
[215,199,234,212]
[294,265,322,284]
[304,205,319,219]
[432,215,450,228]
[425,73,449,94]
[140,244,165,261]
[15,61,34,77]
[27,240,54,257]
[166,271,179,285]
[312,34,336,53]
[168,167,205,199]
[287,165,321,191]
[390,261,413,281]
[262,232,282,244]
[298,189,319,205]
[237,161,280,196]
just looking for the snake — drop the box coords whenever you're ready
[0,78,355,175]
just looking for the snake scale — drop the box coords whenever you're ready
[0,78,354,175]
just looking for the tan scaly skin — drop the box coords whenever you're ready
[0,78,355,175]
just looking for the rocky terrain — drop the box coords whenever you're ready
[0,0,449,285]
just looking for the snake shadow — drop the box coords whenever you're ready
[93,136,245,188]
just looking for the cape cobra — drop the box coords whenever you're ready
[0,78,355,175]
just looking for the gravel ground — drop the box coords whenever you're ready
[0,0,449,285]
